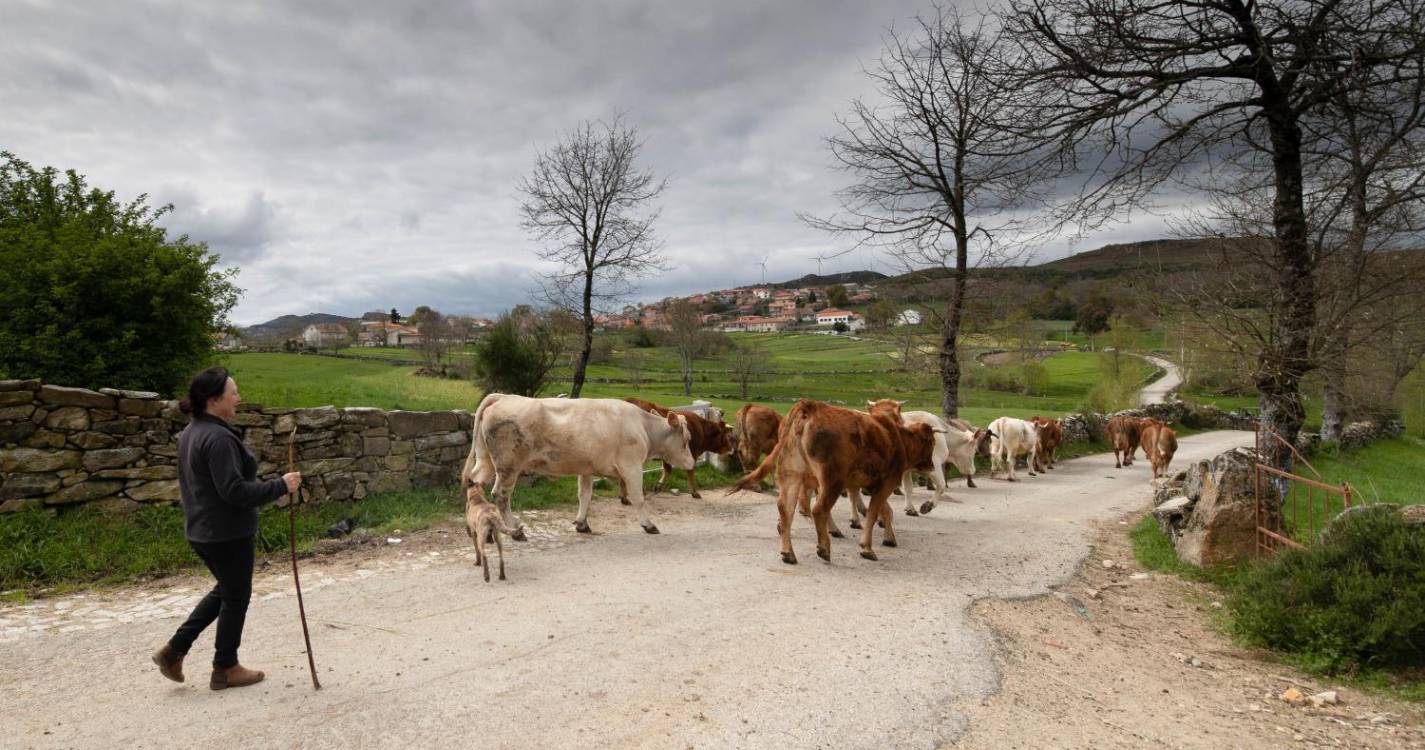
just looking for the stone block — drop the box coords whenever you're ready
[46,480,125,505]
[0,379,40,392]
[0,391,35,407]
[93,465,177,480]
[23,430,67,449]
[89,409,118,424]
[118,398,165,417]
[38,385,114,410]
[95,497,143,514]
[44,407,90,431]
[95,417,144,435]
[414,431,468,451]
[70,430,119,450]
[150,444,178,457]
[62,473,89,487]
[83,447,146,472]
[2,448,82,473]
[230,411,269,427]
[125,480,180,502]
[294,406,341,430]
[367,472,411,494]
[341,407,387,427]
[299,457,355,475]
[159,404,189,424]
[338,431,363,456]
[246,428,274,446]
[362,426,390,438]
[0,473,63,499]
[295,430,335,444]
[390,440,414,455]
[0,422,37,446]
[363,437,392,456]
[0,497,44,513]
[387,410,459,438]
[99,388,160,400]
[0,404,35,421]
[384,454,411,472]
[324,473,356,501]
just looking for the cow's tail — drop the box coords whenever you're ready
[461,393,501,489]
[734,401,809,491]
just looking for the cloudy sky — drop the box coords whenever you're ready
[2,0,1175,325]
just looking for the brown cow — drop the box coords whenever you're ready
[1140,419,1179,479]
[1106,415,1142,469]
[735,398,938,564]
[734,404,781,479]
[1030,416,1063,472]
[620,397,733,501]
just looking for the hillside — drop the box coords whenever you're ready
[772,270,888,288]
[1036,238,1236,274]
[240,313,358,339]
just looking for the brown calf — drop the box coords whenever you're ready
[1140,420,1179,479]
[734,403,781,478]
[620,397,733,501]
[735,398,938,564]
[1030,416,1063,472]
[1106,415,1142,469]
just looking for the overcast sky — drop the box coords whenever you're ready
[2,0,1177,325]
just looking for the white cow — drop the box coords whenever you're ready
[987,416,1040,482]
[898,411,994,515]
[462,394,696,537]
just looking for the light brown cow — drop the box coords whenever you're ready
[1106,415,1142,469]
[735,398,938,564]
[734,403,781,478]
[620,397,734,501]
[1030,416,1063,472]
[1140,420,1179,479]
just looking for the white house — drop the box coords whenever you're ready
[896,309,923,326]
[815,308,865,332]
[303,323,351,349]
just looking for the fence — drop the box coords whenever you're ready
[1253,425,1357,555]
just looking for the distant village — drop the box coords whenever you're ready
[228,278,919,352]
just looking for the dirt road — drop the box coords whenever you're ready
[1,431,1252,749]
[1137,353,1183,406]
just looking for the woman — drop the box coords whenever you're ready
[151,367,301,690]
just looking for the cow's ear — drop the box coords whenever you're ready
[866,400,876,408]
[666,412,678,427]
[897,400,907,406]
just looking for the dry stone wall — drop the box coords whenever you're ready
[0,380,471,514]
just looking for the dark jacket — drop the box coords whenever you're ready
[177,413,286,542]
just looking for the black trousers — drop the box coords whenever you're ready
[169,536,255,669]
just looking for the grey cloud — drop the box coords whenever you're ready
[156,188,283,265]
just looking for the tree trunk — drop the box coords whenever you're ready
[1258,111,1315,472]
[570,273,594,398]
[682,352,693,397]
[1319,336,1348,443]
[939,237,969,420]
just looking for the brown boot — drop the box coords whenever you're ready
[151,644,185,683]
[209,664,265,691]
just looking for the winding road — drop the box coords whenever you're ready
[0,430,1252,750]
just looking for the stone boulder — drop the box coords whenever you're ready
[1152,447,1275,567]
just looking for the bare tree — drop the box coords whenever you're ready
[519,118,667,398]
[806,6,1054,418]
[728,341,775,400]
[621,348,647,390]
[410,306,451,369]
[665,299,702,397]
[1004,0,1425,468]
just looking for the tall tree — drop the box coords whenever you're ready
[727,342,774,400]
[806,6,1052,418]
[0,152,239,393]
[1004,0,1425,467]
[519,118,667,398]
[665,299,703,397]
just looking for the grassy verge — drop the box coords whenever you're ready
[0,462,743,600]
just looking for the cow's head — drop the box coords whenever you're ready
[706,419,734,455]
[975,428,995,457]
[866,399,905,420]
[901,423,940,472]
[654,412,697,471]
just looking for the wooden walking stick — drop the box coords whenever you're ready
[288,427,322,690]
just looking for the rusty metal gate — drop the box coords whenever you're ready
[1254,426,1356,555]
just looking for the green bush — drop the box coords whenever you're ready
[1020,360,1051,396]
[1228,507,1425,673]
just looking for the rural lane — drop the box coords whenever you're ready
[0,431,1251,750]
[1137,354,1183,405]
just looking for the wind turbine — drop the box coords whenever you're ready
[759,255,769,285]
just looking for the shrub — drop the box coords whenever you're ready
[1228,507,1425,673]
[1020,360,1051,396]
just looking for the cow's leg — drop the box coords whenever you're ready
[924,463,950,513]
[494,525,506,581]
[858,489,893,560]
[813,478,845,562]
[622,466,660,534]
[799,489,813,518]
[877,488,898,548]
[654,461,672,493]
[776,478,799,564]
[848,488,867,529]
[900,471,919,516]
[617,477,632,505]
[1028,447,1038,477]
[686,467,701,499]
[1005,450,1018,482]
[492,470,527,541]
[1113,444,1123,469]
[574,474,595,533]
[475,518,490,583]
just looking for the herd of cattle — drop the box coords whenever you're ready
[458,393,1178,580]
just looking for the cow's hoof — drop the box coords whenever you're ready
[511,527,528,542]
[966,478,977,488]
[1007,477,1019,482]
[690,492,701,499]
[1029,472,1037,477]
[860,549,878,561]
[830,528,844,539]
[849,519,862,530]
[781,552,798,565]
[892,488,903,496]
[919,501,935,515]
[498,571,506,581]
[619,497,632,506]
[882,538,897,548]
[642,524,660,535]
[817,546,831,562]
[904,507,919,517]
[574,520,592,534]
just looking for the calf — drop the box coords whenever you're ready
[621,397,733,500]
[464,485,519,582]
[735,399,938,564]
[987,417,1040,481]
[1029,416,1063,472]
[734,403,781,479]
[1106,415,1142,468]
[462,394,695,537]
